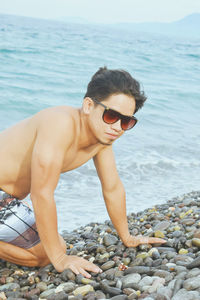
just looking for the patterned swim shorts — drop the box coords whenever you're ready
[0,189,40,249]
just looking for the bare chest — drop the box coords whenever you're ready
[61,144,100,172]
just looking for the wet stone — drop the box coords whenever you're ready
[73,285,94,296]
[49,291,69,300]
[192,238,200,248]
[110,295,128,300]
[100,281,122,296]
[154,221,171,231]
[61,268,76,281]
[103,234,118,246]
[0,282,20,291]
[122,273,141,289]
[101,260,115,271]
[39,288,55,299]
[183,275,200,290]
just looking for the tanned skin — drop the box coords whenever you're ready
[0,94,165,278]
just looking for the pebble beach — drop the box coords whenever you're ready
[1,191,200,300]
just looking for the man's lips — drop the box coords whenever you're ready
[106,133,119,140]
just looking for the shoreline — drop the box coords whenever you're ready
[1,190,200,299]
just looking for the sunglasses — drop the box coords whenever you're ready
[92,98,138,130]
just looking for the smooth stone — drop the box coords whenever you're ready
[5,291,23,299]
[154,231,165,238]
[192,238,200,248]
[139,276,154,286]
[194,229,200,239]
[100,281,122,296]
[73,285,94,296]
[157,286,173,299]
[171,279,183,296]
[186,255,200,269]
[0,282,20,291]
[175,272,187,280]
[122,273,141,289]
[156,247,176,253]
[81,278,94,285]
[129,258,143,267]
[148,248,160,259]
[101,260,115,271]
[183,275,200,290]
[122,258,131,266]
[148,277,165,293]
[58,282,76,293]
[172,288,200,300]
[122,288,136,296]
[40,288,55,299]
[110,296,128,300]
[116,279,123,289]
[181,218,195,226]
[23,288,40,299]
[173,255,192,264]
[153,270,173,282]
[186,268,200,278]
[98,253,110,263]
[46,291,68,300]
[124,266,153,276]
[179,249,188,254]
[60,269,76,281]
[36,281,48,292]
[128,291,140,299]
[154,221,171,231]
[95,290,106,299]
[172,231,183,238]
[103,234,118,246]
[136,252,149,259]
[152,259,163,267]
[5,277,14,284]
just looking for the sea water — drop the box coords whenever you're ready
[0,14,200,232]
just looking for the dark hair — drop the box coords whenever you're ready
[84,67,147,113]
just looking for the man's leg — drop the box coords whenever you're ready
[0,234,66,267]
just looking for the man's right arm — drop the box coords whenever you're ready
[30,112,101,277]
[30,113,72,271]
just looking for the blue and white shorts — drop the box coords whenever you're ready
[0,189,40,249]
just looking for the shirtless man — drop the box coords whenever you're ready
[0,67,165,278]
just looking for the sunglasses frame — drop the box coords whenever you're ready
[92,98,138,130]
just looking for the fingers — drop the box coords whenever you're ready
[79,267,92,279]
[65,257,102,278]
[149,237,166,244]
[83,260,102,274]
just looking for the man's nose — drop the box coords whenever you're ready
[111,120,122,131]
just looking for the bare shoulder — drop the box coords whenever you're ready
[32,106,79,141]
[34,106,78,127]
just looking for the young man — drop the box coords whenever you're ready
[0,67,165,278]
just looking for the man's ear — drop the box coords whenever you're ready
[82,97,94,115]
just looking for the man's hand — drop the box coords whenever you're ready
[54,254,102,278]
[123,234,166,248]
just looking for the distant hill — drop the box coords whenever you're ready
[57,16,90,24]
[112,13,200,37]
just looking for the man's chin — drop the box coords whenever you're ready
[97,137,114,146]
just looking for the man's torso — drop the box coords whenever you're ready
[0,106,104,199]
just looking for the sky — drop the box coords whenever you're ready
[0,0,200,24]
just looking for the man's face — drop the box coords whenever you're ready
[90,93,136,145]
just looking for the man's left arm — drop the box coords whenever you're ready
[93,146,166,247]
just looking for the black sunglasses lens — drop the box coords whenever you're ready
[121,117,137,130]
[103,109,119,124]
[103,108,137,130]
